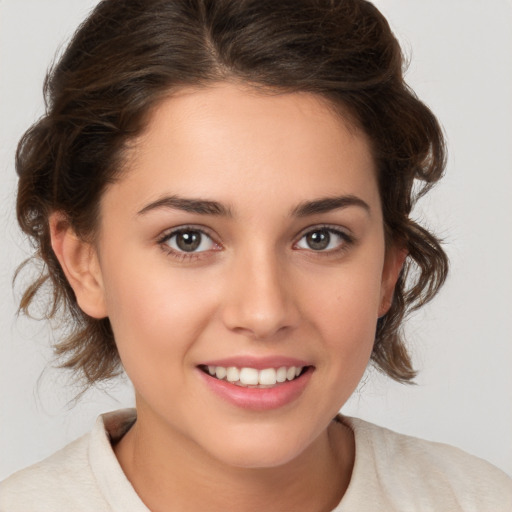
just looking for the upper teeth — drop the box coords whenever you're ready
[207,366,304,387]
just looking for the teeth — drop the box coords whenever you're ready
[276,367,287,383]
[239,368,259,385]
[205,365,305,387]
[226,367,240,382]
[259,368,277,386]
[215,366,227,380]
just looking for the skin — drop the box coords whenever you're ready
[51,83,404,512]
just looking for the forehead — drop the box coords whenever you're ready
[111,83,379,216]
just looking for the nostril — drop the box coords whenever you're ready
[221,273,299,338]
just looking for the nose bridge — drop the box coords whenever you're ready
[221,242,298,339]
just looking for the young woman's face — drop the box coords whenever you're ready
[90,83,400,468]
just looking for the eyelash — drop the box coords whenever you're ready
[294,225,354,255]
[157,225,220,262]
[157,224,354,262]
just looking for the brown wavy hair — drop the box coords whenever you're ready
[15,0,448,387]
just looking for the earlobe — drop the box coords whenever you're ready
[49,213,107,319]
[379,246,407,317]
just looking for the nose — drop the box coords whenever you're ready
[221,247,300,340]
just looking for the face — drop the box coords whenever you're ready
[75,83,401,468]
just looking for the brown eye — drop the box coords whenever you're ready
[164,229,215,253]
[296,227,350,252]
[176,231,201,251]
[305,230,331,250]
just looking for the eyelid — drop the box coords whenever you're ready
[156,223,354,260]
[157,224,218,242]
[293,224,354,251]
[157,224,222,257]
[295,223,353,240]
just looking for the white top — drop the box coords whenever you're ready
[1,409,511,511]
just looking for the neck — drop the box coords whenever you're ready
[114,410,354,512]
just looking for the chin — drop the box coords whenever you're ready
[216,445,303,470]
[202,425,314,470]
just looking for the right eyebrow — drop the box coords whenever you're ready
[290,194,370,217]
[137,195,233,217]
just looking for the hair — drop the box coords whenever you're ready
[16,0,448,388]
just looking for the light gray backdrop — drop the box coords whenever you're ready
[1,0,511,479]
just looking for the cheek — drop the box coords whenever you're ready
[308,254,383,325]
[303,258,383,369]
[100,255,218,369]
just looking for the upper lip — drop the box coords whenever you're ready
[199,356,312,370]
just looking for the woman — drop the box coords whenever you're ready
[1,0,511,510]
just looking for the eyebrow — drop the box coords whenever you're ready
[137,195,233,217]
[137,193,370,218]
[291,195,370,217]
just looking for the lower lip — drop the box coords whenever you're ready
[198,368,313,411]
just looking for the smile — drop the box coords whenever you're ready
[200,365,307,388]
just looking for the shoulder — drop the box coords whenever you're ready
[0,433,105,512]
[339,417,512,511]
[0,409,140,512]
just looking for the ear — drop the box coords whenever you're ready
[49,212,107,319]
[378,245,407,317]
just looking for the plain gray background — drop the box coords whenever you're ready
[1,0,511,479]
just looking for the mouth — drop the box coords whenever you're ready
[198,364,311,388]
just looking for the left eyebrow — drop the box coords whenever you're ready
[137,195,233,217]
[291,195,370,217]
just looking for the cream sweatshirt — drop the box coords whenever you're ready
[1,409,511,511]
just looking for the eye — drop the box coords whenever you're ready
[295,227,351,252]
[161,228,217,253]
